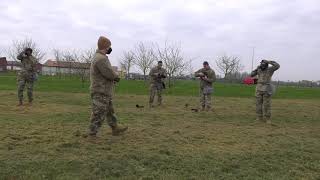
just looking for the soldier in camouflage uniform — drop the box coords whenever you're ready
[88,36,128,137]
[195,61,216,111]
[17,48,37,106]
[149,61,167,107]
[251,60,280,123]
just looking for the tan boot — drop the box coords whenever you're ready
[256,116,264,122]
[112,124,128,136]
[266,118,272,124]
[17,100,23,106]
[200,106,205,112]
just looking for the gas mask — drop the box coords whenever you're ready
[260,61,268,70]
[106,47,112,54]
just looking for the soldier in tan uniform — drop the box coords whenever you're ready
[195,61,216,111]
[17,48,37,106]
[149,61,167,107]
[88,36,128,137]
[251,60,280,123]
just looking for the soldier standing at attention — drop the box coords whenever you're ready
[87,36,128,137]
[251,60,280,124]
[149,61,167,107]
[17,48,37,106]
[195,61,216,111]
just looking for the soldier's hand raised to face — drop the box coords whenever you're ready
[114,77,120,82]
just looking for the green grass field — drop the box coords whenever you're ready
[1,73,320,99]
[0,73,320,179]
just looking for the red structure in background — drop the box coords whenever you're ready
[0,57,7,72]
[243,76,255,85]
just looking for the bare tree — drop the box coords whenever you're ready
[216,55,243,80]
[52,48,63,78]
[77,48,95,86]
[7,38,46,62]
[119,50,135,79]
[156,42,190,87]
[133,42,155,81]
[81,48,95,64]
[62,50,77,77]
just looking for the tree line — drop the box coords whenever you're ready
[3,38,318,88]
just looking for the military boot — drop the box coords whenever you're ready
[27,101,33,106]
[17,100,23,106]
[265,117,272,124]
[205,107,212,112]
[256,116,264,122]
[111,124,128,136]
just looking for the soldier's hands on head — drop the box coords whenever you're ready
[269,60,276,63]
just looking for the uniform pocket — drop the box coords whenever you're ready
[203,86,213,95]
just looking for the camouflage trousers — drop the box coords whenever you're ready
[200,87,212,110]
[256,90,272,119]
[149,83,163,106]
[17,78,34,103]
[89,93,117,135]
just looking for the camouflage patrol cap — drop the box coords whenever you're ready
[97,36,111,50]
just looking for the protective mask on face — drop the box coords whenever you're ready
[106,47,112,54]
[260,63,268,70]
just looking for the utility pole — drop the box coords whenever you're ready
[251,47,255,71]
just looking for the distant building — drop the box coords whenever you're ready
[42,59,90,76]
[0,57,7,72]
[7,61,21,71]
[127,73,145,80]
[6,60,42,72]
[42,59,122,76]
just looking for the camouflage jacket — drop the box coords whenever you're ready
[195,67,216,88]
[251,61,280,92]
[90,50,118,95]
[17,52,37,80]
[149,66,167,84]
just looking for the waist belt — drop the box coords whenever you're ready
[257,82,270,85]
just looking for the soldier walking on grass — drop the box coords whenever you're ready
[250,60,280,124]
[149,61,167,107]
[195,61,216,111]
[17,48,38,106]
[87,36,128,137]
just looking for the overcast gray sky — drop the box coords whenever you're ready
[0,0,319,81]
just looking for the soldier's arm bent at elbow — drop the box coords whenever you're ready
[194,69,203,77]
[162,70,167,78]
[268,61,280,71]
[250,68,258,77]
[96,59,118,81]
[205,71,216,83]
[17,52,26,61]
[149,68,158,77]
